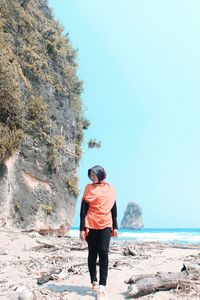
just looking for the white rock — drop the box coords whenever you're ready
[28,232,41,238]
[16,285,33,300]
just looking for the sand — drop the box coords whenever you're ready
[0,228,200,300]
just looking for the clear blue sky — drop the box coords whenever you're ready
[48,0,200,228]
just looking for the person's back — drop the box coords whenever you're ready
[83,181,115,230]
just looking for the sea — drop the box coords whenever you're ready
[69,228,200,245]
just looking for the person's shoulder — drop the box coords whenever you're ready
[82,183,93,197]
[84,183,93,191]
[84,183,91,187]
[105,182,115,191]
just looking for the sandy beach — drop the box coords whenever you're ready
[0,228,200,300]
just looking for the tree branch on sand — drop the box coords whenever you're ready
[126,265,200,298]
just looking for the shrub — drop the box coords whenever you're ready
[0,0,84,167]
[47,135,65,172]
[0,124,24,163]
[88,139,101,149]
[66,176,79,197]
[0,58,25,130]
[25,95,49,133]
[82,118,90,130]
[41,204,53,215]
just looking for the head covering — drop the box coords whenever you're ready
[88,165,106,182]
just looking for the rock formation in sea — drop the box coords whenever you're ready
[0,0,86,230]
[120,202,144,229]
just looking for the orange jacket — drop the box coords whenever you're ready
[82,181,116,230]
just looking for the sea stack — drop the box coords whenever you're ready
[121,202,144,229]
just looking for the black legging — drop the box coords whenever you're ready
[86,227,111,286]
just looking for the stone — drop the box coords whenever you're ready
[121,202,144,229]
[16,285,33,300]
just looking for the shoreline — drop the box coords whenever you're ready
[69,227,200,245]
[0,228,200,299]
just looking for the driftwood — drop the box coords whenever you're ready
[109,248,123,254]
[22,225,70,237]
[109,245,136,256]
[126,270,189,298]
[37,261,87,285]
[69,245,88,251]
[169,244,200,250]
[32,242,59,251]
[123,246,136,256]
[38,226,68,237]
[32,240,87,252]
[37,269,62,285]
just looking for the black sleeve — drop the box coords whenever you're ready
[111,201,118,229]
[79,200,89,231]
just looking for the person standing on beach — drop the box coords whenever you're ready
[79,165,118,300]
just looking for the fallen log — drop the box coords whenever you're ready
[32,242,59,251]
[169,244,200,250]
[69,245,88,251]
[126,270,189,298]
[22,225,70,237]
[33,242,87,252]
[38,226,68,237]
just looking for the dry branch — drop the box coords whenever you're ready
[123,246,136,256]
[127,271,189,298]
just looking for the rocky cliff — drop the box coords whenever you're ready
[0,0,85,230]
[121,202,144,229]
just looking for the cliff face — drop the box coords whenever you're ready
[0,0,84,229]
[121,202,144,229]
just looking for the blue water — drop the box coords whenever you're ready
[70,228,200,244]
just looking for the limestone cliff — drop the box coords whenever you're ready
[0,0,85,230]
[121,202,144,229]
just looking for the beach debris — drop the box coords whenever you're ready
[37,260,87,285]
[16,285,33,300]
[23,226,70,237]
[0,217,7,227]
[69,244,88,251]
[38,226,69,237]
[37,269,62,285]
[113,261,119,267]
[125,267,200,298]
[123,246,136,256]
[1,228,200,300]
[181,264,189,275]
[0,249,8,255]
[181,264,187,272]
[170,244,200,250]
[51,270,69,280]
[32,241,59,252]
[126,271,188,297]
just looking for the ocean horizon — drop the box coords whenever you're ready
[70,227,200,245]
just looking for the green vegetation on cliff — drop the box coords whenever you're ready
[0,0,84,169]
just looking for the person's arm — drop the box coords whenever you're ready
[79,200,89,240]
[111,201,118,237]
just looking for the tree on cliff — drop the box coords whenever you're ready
[120,201,144,229]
